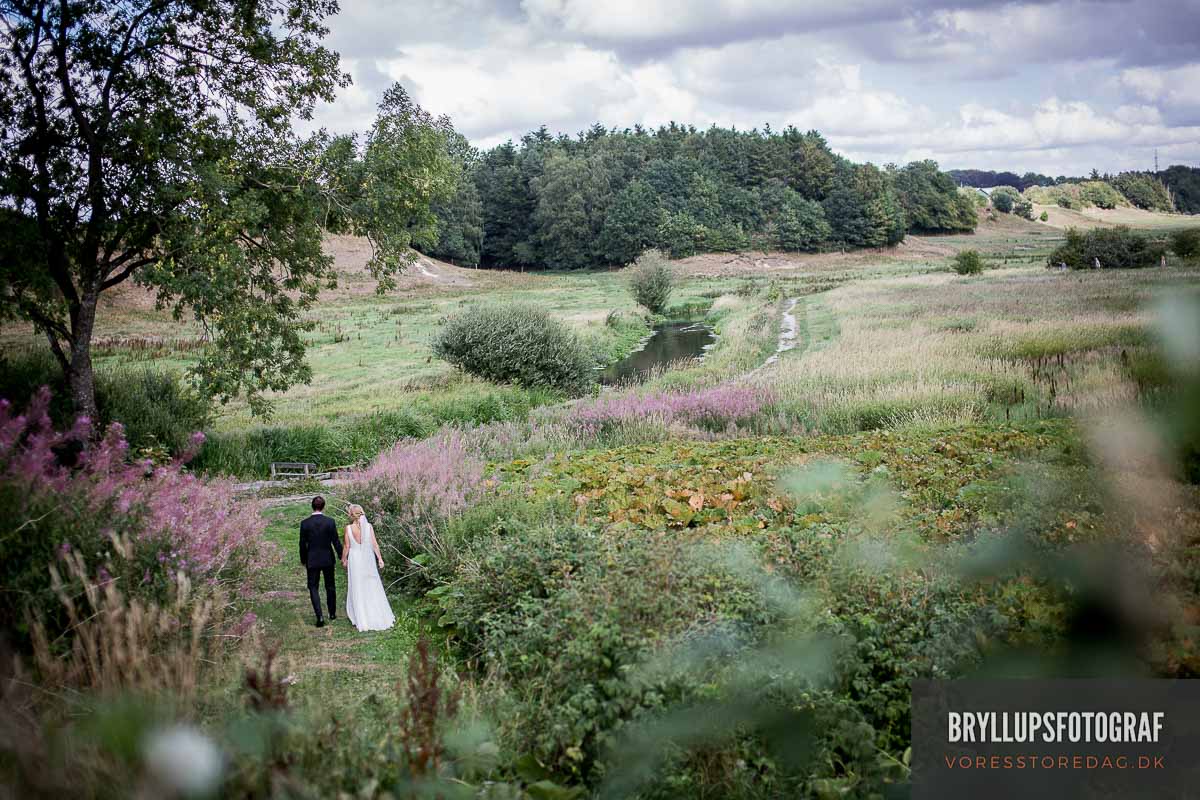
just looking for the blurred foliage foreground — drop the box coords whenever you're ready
[2,300,1199,800]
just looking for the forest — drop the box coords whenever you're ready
[3,1,1200,798]
[409,124,977,269]
[950,165,1200,213]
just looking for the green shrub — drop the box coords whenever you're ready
[1112,172,1174,211]
[990,186,1019,213]
[1047,226,1166,270]
[627,248,675,314]
[0,350,210,458]
[952,250,984,275]
[432,304,594,396]
[1079,180,1124,210]
[655,212,704,258]
[1039,210,1049,222]
[98,368,213,457]
[1013,198,1034,220]
[193,410,432,476]
[701,222,751,253]
[1170,228,1200,259]
[436,524,777,783]
[820,567,995,752]
[774,197,832,252]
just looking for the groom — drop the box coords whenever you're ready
[299,496,342,627]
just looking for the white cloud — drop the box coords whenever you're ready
[520,0,909,48]
[1120,64,1200,123]
[298,1,1200,175]
[839,97,1200,173]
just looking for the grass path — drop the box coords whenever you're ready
[247,498,430,712]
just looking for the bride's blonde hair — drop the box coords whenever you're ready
[347,504,364,521]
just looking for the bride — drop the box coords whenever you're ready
[341,504,395,632]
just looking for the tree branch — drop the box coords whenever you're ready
[51,0,107,289]
[5,0,80,308]
[100,255,155,291]
[99,1,168,130]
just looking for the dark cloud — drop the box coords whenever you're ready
[300,0,1200,174]
[325,0,527,60]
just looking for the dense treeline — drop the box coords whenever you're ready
[422,124,973,269]
[950,166,1200,214]
[1161,166,1200,214]
[948,169,1057,191]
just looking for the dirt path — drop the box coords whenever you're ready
[762,297,800,367]
[249,500,428,706]
[743,297,803,379]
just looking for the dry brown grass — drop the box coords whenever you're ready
[671,214,1048,279]
[1036,204,1189,231]
[756,264,1200,430]
[30,535,246,699]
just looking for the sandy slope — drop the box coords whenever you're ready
[1035,204,1191,230]
[669,213,1045,277]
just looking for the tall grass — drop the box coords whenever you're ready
[756,267,1197,432]
[0,348,211,457]
[31,537,242,698]
[194,382,560,477]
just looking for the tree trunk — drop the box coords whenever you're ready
[67,291,100,426]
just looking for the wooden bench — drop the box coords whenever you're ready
[270,462,318,481]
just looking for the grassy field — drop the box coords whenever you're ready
[757,264,1198,431]
[246,499,428,705]
[3,214,1196,479]
[10,211,1200,798]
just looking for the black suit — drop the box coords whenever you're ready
[300,513,343,621]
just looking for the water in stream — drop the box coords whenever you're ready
[599,320,715,385]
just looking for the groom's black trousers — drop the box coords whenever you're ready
[307,565,336,620]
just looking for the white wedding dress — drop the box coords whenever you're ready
[345,517,395,632]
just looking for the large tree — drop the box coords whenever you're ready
[596,179,661,265]
[891,160,977,233]
[530,151,611,269]
[426,127,483,266]
[321,84,459,285]
[0,1,438,420]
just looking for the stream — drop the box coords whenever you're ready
[599,320,716,385]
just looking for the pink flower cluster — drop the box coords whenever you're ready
[1,388,266,587]
[565,384,776,437]
[352,429,486,528]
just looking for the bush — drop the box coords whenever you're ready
[1170,228,1200,259]
[0,389,266,645]
[432,304,595,396]
[436,523,777,783]
[1013,198,1034,220]
[701,222,751,253]
[1079,180,1124,210]
[627,248,674,314]
[1112,172,1173,211]
[0,351,211,458]
[655,212,705,258]
[774,198,832,251]
[952,250,984,275]
[1040,210,1049,222]
[990,186,1019,213]
[1047,226,1167,270]
[98,368,213,457]
[349,430,488,591]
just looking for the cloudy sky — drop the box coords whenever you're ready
[304,0,1200,175]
